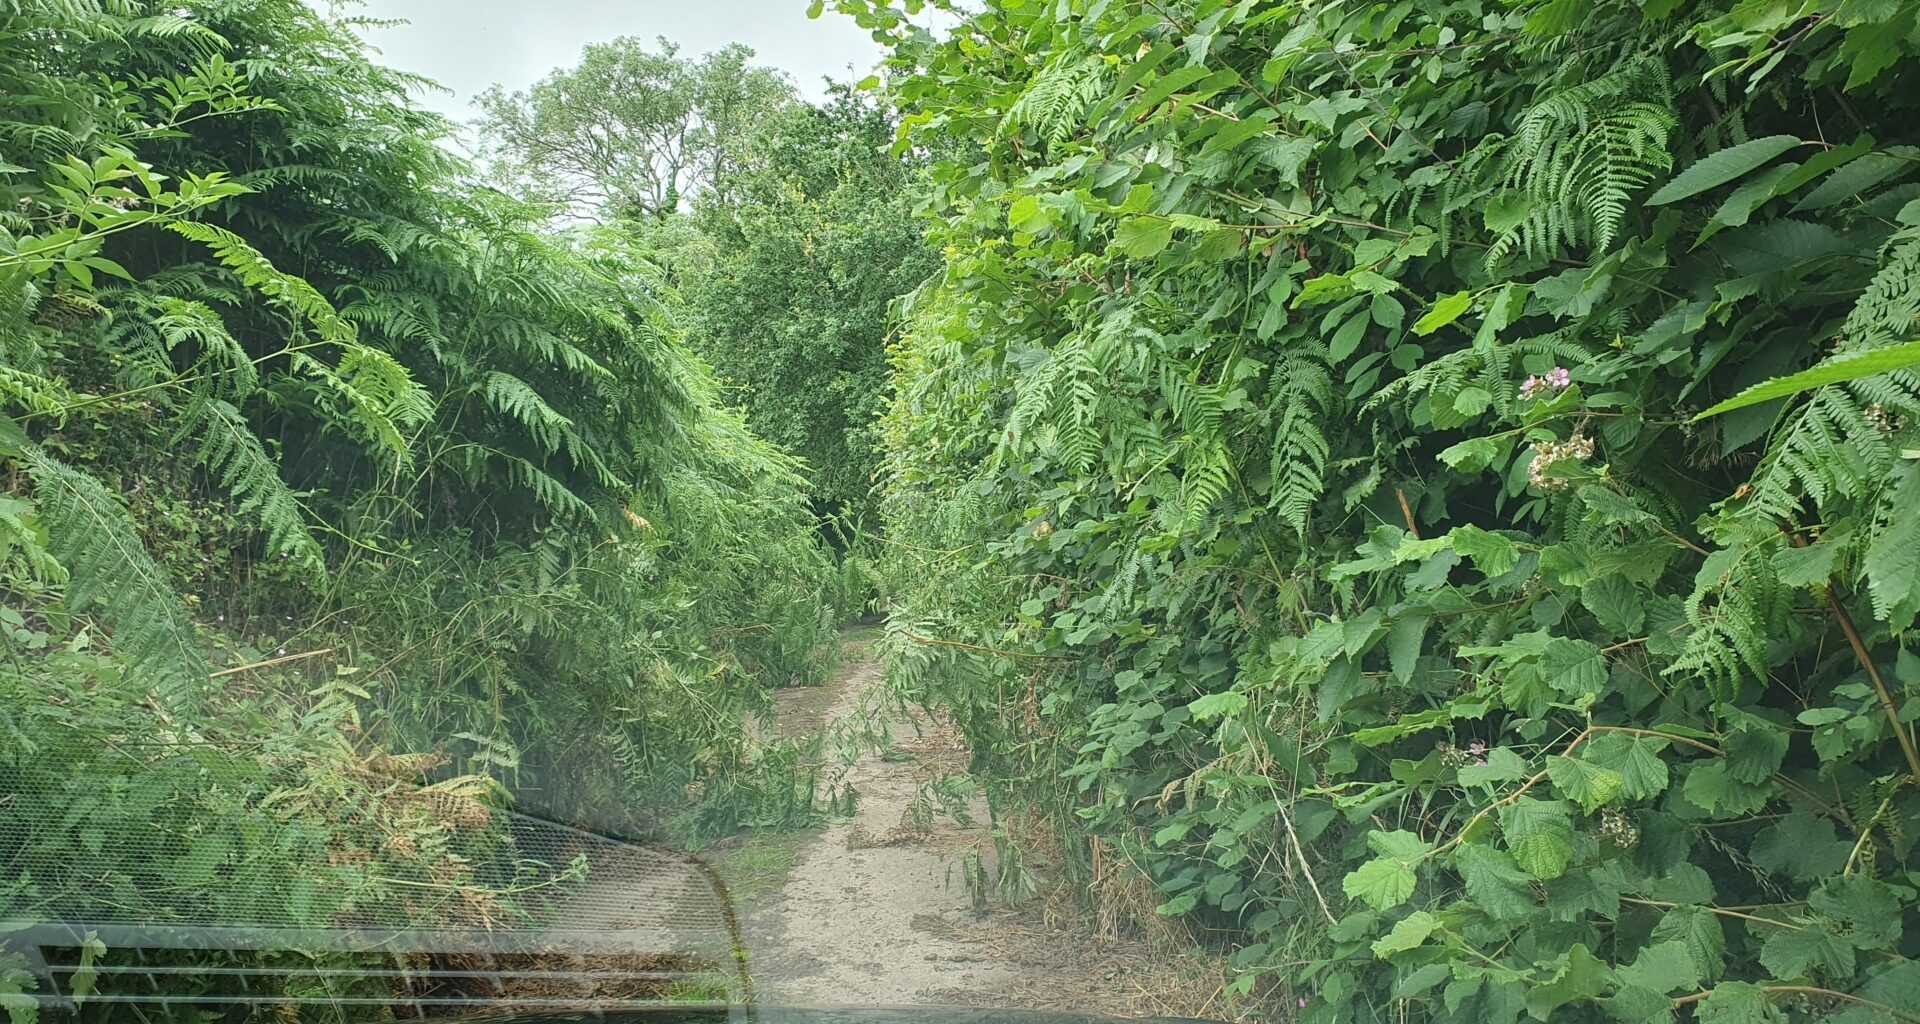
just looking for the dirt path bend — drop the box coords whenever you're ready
[736,652,1014,1005]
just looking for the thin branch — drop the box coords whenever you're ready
[210,647,333,678]
[1793,535,1920,783]
[896,628,1059,659]
[1673,986,1920,1024]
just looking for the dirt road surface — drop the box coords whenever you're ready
[727,639,1228,1017]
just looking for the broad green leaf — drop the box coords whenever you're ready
[1458,747,1530,788]
[1124,65,1213,118]
[179,831,231,886]
[1449,524,1519,577]
[1694,340,1920,419]
[1008,194,1047,233]
[1615,940,1700,994]
[1367,829,1433,861]
[1540,638,1607,700]
[1484,193,1536,233]
[1343,856,1417,910]
[1722,718,1788,783]
[1608,985,1676,1024]
[1412,291,1474,335]
[1439,435,1501,472]
[1500,797,1574,879]
[1452,386,1492,417]
[1188,690,1248,721]
[1758,926,1855,980]
[1582,733,1669,800]
[1524,944,1609,1020]
[1193,229,1243,261]
[1647,135,1802,205]
[1199,110,1278,156]
[1792,149,1914,211]
[1329,310,1370,364]
[1157,891,1199,915]
[1110,217,1172,258]
[1680,761,1771,817]
[1650,906,1727,983]
[1371,910,1442,957]
[1292,271,1357,307]
[1547,754,1624,813]
[1855,962,1920,1017]
[1453,843,1536,921]
[0,414,26,457]
[1808,875,1904,949]
[1695,982,1785,1024]
[1581,575,1646,634]
[1166,213,1220,231]
[1384,614,1427,683]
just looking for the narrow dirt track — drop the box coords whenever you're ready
[735,653,1018,1005]
[728,642,1228,1018]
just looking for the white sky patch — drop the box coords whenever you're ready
[342,0,892,121]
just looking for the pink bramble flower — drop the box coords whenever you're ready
[1521,367,1573,399]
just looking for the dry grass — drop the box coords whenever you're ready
[916,812,1240,1021]
[401,949,729,1017]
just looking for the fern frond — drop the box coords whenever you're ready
[1840,234,1920,350]
[1666,539,1786,694]
[481,370,573,454]
[1002,53,1108,144]
[176,397,324,571]
[166,220,357,345]
[233,163,354,190]
[0,363,73,417]
[500,453,595,519]
[0,493,67,581]
[1493,59,1675,267]
[101,294,257,396]
[1178,441,1233,536]
[121,13,227,47]
[1268,343,1333,536]
[21,445,206,707]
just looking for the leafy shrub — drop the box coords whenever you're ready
[837,0,1920,1020]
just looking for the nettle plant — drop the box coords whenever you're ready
[843,0,1920,1021]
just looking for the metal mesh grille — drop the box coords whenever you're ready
[0,747,747,1015]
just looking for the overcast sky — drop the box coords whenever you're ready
[344,0,891,121]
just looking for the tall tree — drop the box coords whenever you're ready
[476,37,795,218]
[680,88,936,530]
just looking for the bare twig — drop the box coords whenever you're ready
[1673,986,1920,1024]
[897,628,1058,659]
[210,647,333,678]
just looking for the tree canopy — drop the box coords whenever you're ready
[477,37,796,218]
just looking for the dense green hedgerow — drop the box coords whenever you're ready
[838,0,1920,1020]
[0,1,836,983]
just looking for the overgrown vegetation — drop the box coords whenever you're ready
[1,0,841,1011]
[835,0,1920,1021]
[676,87,938,529]
[478,37,938,531]
[11,0,1920,1020]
